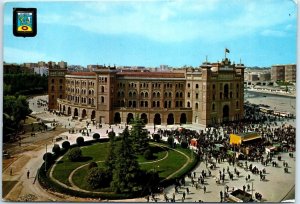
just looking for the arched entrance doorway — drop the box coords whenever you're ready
[82,109,87,119]
[180,113,187,124]
[74,108,78,117]
[223,105,229,122]
[167,113,174,125]
[154,113,161,125]
[140,113,148,124]
[114,112,121,124]
[127,113,134,124]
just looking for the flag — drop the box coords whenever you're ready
[225,48,230,53]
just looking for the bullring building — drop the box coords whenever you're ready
[48,58,245,127]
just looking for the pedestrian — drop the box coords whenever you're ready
[27,170,30,179]
[183,192,186,199]
[186,187,189,194]
[203,186,206,193]
[10,168,13,176]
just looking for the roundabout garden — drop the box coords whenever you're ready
[38,118,198,200]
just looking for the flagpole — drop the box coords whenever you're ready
[225,49,227,59]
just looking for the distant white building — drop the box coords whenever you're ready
[33,67,48,76]
[34,66,48,76]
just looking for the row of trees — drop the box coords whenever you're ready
[3,95,32,142]
[4,73,48,96]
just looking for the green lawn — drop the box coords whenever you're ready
[140,149,187,179]
[52,141,197,192]
[52,142,168,186]
[52,143,110,186]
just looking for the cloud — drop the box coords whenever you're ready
[261,29,286,37]
[7,0,296,43]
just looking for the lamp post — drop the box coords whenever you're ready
[251,182,254,199]
[45,144,47,172]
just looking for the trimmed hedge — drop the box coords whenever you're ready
[38,139,198,199]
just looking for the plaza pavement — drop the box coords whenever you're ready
[8,94,294,202]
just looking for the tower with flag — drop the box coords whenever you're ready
[225,48,230,58]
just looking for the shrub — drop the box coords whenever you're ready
[43,152,54,168]
[62,141,71,150]
[108,131,116,139]
[52,144,61,155]
[43,152,53,161]
[85,167,111,189]
[93,133,100,140]
[167,136,174,147]
[143,149,153,160]
[76,137,85,146]
[152,134,160,142]
[68,147,82,162]
[88,162,98,170]
[181,140,189,149]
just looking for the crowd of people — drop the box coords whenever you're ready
[151,103,295,202]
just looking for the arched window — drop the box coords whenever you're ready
[156,101,160,107]
[196,84,199,88]
[145,92,148,98]
[165,92,168,97]
[157,92,160,97]
[101,96,104,103]
[188,92,190,98]
[187,101,190,107]
[195,103,199,109]
[101,86,104,92]
[212,103,215,111]
[180,92,183,98]
[141,92,144,97]
[129,92,132,97]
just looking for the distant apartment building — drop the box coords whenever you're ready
[271,64,296,82]
[34,66,48,76]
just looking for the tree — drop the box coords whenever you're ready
[104,130,117,174]
[111,127,142,193]
[93,133,100,140]
[130,117,149,154]
[62,141,71,150]
[76,137,85,146]
[88,162,98,170]
[86,167,111,189]
[68,147,82,161]
[52,144,61,155]
[144,149,153,160]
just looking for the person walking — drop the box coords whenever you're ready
[203,186,206,193]
[27,170,30,179]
